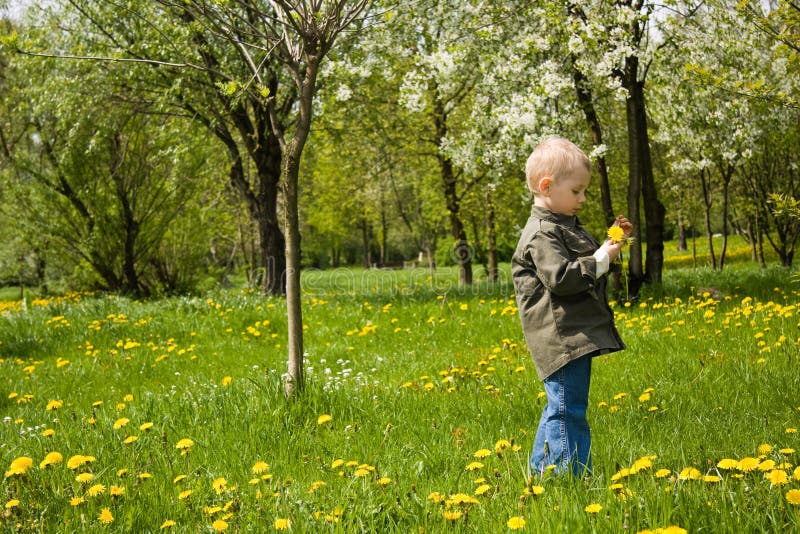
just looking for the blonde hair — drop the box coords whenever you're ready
[525,136,591,195]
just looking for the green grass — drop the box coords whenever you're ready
[1,262,799,533]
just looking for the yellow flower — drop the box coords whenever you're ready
[88,484,106,497]
[317,414,333,425]
[427,491,445,503]
[42,428,55,437]
[758,443,773,455]
[123,435,139,444]
[212,519,228,531]
[507,516,526,530]
[5,456,34,478]
[378,477,392,486]
[178,489,193,500]
[113,418,130,429]
[494,439,512,453]
[76,473,95,483]
[274,518,291,530]
[98,508,114,524]
[737,457,760,472]
[530,485,545,496]
[678,467,701,480]
[353,468,370,477]
[473,448,492,458]
[160,520,176,529]
[786,489,800,505]
[212,477,227,493]
[252,461,269,474]
[331,459,344,469]
[140,422,154,431]
[716,458,738,470]
[221,376,232,386]
[607,225,625,243]
[46,399,63,410]
[765,469,789,486]
[110,485,125,497]
[442,510,463,521]
[175,438,194,454]
[584,503,603,514]
[39,452,63,469]
[465,461,484,471]
[70,496,85,506]
[5,499,20,510]
[655,469,672,478]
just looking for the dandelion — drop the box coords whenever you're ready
[39,452,63,469]
[175,438,194,455]
[442,510,463,520]
[212,519,228,531]
[607,225,625,243]
[317,414,333,425]
[98,508,114,524]
[475,484,491,495]
[427,492,445,503]
[76,473,95,483]
[5,499,20,510]
[123,435,139,444]
[507,516,526,530]
[178,489,193,500]
[252,461,269,474]
[530,485,545,496]
[212,477,228,493]
[494,439,512,453]
[274,518,291,530]
[221,376,232,386]
[5,456,33,477]
[110,486,125,497]
[113,418,130,429]
[42,428,55,437]
[717,459,738,470]
[584,503,603,514]
[140,422,154,431]
[354,468,370,477]
[465,461,484,471]
[378,477,392,486]
[765,469,789,486]
[88,484,106,497]
[46,399,63,411]
[70,497,85,506]
[737,457,760,472]
[655,469,672,478]
[331,459,344,469]
[702,475,721,483]
[160,520,176,529]
[117,468,129,478]
[678,467,701,480]
[474,448,492,459]
[786,489,800,505]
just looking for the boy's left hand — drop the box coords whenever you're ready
[614,215,633,238]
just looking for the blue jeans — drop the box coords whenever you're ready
[530,355,592,477]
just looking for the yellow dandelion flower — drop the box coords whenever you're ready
[758,443,774,455]
[138,472,152,480]
[428,491,445,503]
[442,510,463,521]
[787,428,798,434]
[378,477,392,486]
[252,461,269,474]
[354,468,370,477]
[87,484,106,497]
[794,466,800,480]
[221,376,232,386]
[76,473,95,483]
[678,467,701,480]
[5,499,20,510]
[70,497,85,506]
[530,485,545,495]
[507,516,526,530]
[779,448,795,455]
[42,428,55,437]
[46,399,63,410]
[175,438,194,453]
[173,474,187,484]
[737,457,760,472]
[212,477,227,493]
[274,518,291,530]
[113,418,130,429]
[759,459,776,471]
[123,435,138,444]
[117,468,129,478]
[766,469,789,486]
[317,414,333,425]
[716,458,738,470]
[212,519,228,532]
[160,520,176,529]
[607,225,625,243]
[39,452,63,469]
[331,459,344,469]
[702,475,721,483]
[140,422,154,431]
[110,486,125,497]
[5,456,33,477]
[465,461,484,471]
[655,469,671,478]
[584,503,602,514]
[786,489,800,505]
[475,484,491,495]
[494,439,512,453]
[179,489,193,500]
[98,508,113,524]
[67,455,95,470]
[474,448,492,458]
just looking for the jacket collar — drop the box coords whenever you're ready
[530,206,581,227]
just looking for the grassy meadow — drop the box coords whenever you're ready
[1,239,799,533]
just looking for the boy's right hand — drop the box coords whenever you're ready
[599,239,624,263]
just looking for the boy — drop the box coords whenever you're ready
[512,136,632,477]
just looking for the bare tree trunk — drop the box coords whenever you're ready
[485,188,498,282]
[700,168,717,269]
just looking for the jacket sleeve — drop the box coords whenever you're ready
[528,227,598,297]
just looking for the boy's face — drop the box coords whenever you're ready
[535,167,591,216]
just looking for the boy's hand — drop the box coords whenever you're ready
[599,239,624,262]
[614,215,633,238]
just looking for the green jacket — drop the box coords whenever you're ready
[512,206,624,380]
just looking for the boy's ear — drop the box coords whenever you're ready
[538,176,552,194]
